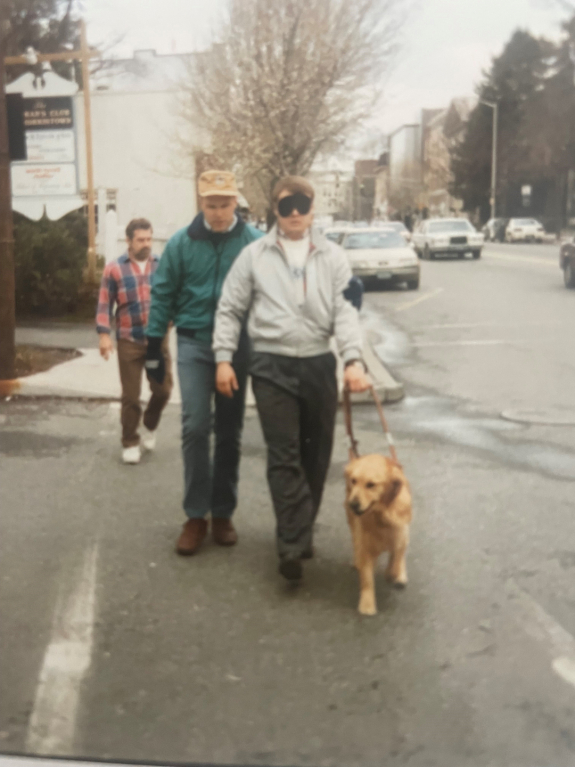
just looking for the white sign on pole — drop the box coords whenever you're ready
[12,164,78,197]
[7,71,83,221]
[25,130,76,164]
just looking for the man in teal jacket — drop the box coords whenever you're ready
[145,170,263,555]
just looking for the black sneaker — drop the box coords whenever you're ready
[279,556,303,582]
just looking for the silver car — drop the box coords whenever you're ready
[340,228,420,290]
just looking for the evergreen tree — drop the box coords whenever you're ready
[451,30,549,220]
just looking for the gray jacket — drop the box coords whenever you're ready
[213,225,363,364]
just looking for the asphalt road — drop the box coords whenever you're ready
[2,240,575,767]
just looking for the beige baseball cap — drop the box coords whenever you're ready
[198,170,239,198]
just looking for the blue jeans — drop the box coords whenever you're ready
[177,332,249,520]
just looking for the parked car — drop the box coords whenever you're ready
[559,235,575,288]
[505,218,546,242]
[323,225,351,243]
[340,227,420,289]
[412,218,484,259]
[482,218,508,242]
[380,220,412,242]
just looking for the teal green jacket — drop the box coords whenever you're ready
[147,213,263,342]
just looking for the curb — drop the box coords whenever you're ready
[9,333,404,407]
[358,334,404,404]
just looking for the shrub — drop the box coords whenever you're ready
[14,210,90,317]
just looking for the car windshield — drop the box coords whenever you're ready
[324,231,343,242]
[513,219,537,226]
[428,220,474,233]
[342,231,407,249]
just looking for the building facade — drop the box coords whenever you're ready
[307,162,353,220]
[387,124,422,214]
[421,98,474,216]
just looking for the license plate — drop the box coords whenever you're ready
[376,271,392,279]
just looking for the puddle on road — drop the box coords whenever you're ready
[359,308,575,482]
[389,395,575,482]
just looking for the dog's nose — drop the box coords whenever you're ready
[349,500,363,515]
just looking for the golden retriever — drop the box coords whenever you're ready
[344,454,412,616]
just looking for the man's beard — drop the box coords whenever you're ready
[134,247,151,261]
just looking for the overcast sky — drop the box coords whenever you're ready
[84,0,568,135]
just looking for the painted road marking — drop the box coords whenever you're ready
[424,321,561,330]
[486,250,557,268]
[507,579,575,691]
[26,545,98,754]
[394,287,444,313]
[413,339,530,348]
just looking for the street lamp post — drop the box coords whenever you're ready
[481,100,498,220]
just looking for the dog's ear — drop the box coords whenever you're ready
[380,464,403,506]
[344,460,356,485]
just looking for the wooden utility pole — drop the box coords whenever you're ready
[0,16,16,385]
[80,19,97,283]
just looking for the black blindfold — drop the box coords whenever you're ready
[277,192,312,218]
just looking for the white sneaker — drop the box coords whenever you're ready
[141,428,156,452]
[122,445,141,464]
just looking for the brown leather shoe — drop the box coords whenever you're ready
[176,518,208,555]
[212,518,238,546]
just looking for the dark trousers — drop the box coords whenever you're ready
[117,338,172,448]
[251,353,338,558]
[177,332,249,519]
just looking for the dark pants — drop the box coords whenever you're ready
[251,352,338,559]
[177,332,249,519]
[117,338,172,448]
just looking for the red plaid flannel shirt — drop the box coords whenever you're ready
[96,254,159,342]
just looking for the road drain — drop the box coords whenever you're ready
[501,409,575,426]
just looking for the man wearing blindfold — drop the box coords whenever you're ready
[213,176,370,582]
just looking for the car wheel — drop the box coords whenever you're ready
[564,261,575,288]
[407,276,420,290]
[472,249,481,259]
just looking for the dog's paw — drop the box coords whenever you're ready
[385,568,408,588]
[358,596,377,616]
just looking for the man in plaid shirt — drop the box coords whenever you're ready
[96,218,172,464]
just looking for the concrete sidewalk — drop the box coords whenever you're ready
[14,326,404,405]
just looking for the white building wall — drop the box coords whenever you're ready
[75,88,198,257]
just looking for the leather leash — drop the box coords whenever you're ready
[343,384,399,465]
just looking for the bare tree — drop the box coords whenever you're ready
[180,0,405,206]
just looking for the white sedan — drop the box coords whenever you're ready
[340,228,420,290]
[323,225,351,243]
[412,218,484,259]
[505,218,546,242]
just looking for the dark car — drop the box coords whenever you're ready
[482,217,509,242]
[560,236,575,288]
